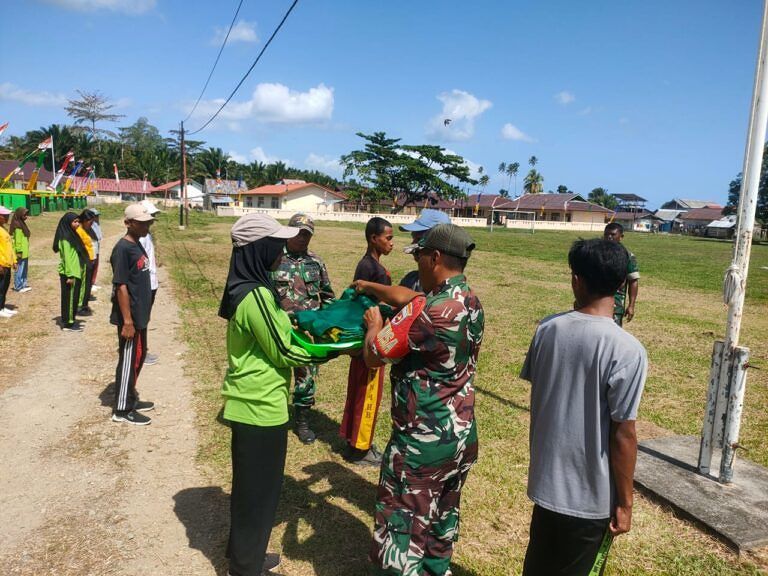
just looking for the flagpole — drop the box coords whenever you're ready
[50,133,56,183]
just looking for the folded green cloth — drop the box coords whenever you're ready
[293,288,392,343]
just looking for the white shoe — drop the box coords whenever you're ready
[19,287,31,293]
[3,308,18,315]
[0,309,14,318]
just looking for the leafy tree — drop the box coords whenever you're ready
[64,90,125,142]
[341,131,475,212]
[724,142,768,223]
[556,185,571,194]
[498,188,510,198]
[119,117,164,152]
[588,187,618,209]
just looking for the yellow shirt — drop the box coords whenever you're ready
[75,226,95,261]
[0,226,17,268]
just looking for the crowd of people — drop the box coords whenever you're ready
[0,201,646,576]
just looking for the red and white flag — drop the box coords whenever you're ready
[37,136,53,149]
[0,122,8,137]
[47,150,75,191]
[114,163,120,184]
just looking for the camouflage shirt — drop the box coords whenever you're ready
[272,247,335,314]
[614,249,639,315]
[371,274,484,442]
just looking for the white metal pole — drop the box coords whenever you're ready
[698,0,768,479]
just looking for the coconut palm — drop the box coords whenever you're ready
[507,162,520,196]
[529,155,538,168]
[524,169,543,194]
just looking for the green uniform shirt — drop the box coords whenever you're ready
[222,287,333,426]
[614,250,639,317]
[12,229,29,259]
[57,239,83,278]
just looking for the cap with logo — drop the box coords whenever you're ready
[139,199,162,215]
[124,204,155,222]
[231,213,300,247]
[288,213,315,234]
[418,223,475,258]
[399,209,451,232]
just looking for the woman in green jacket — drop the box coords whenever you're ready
[52,212,88,331]
[218,213,337,576]
[9,207,31,293]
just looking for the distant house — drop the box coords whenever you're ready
[488,193,613,225]
[149,180,204,206]
[0,160,53,191]
[239,180,346,212]
[203,178,247,210]
[653,209,684,233]
[72,176,152,202]
[660,198,722,211]
[706,215,737,239]
[680,207,726,235]
[613,193,647,212]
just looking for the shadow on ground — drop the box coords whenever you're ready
[173,486,230,575]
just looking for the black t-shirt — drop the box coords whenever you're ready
[399,270,422,292]
[110,237,152,329]
[353,253,391,285]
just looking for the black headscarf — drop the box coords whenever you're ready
[218,236,286,320]
[9,207,30,237]
[79,209,98,242]
[52,212,89,264]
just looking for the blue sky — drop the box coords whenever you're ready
[0,0,763,208]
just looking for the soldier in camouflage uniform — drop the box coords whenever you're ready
[604,223,640,326]
[272,213,335,444]
[356,223,484,576]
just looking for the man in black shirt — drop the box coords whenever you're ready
[110,204,155,425]
[340,217,393,465]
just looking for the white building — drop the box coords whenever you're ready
[149,180,204,206]
[239,180,346,212]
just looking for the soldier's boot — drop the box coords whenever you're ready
[294,406,316,445]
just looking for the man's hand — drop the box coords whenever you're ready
[609,504,632,536]
[624,304,635,322]
[351,279,370,295]
[120,322,136,340]
[66,277,74,286]
[363,306,383,331]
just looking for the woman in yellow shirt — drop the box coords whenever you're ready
[0,205,18,318]
[76,209,97,314]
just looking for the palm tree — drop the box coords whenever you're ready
[196,147,231,178]
[507,162,520,196]
[524,169,544,194]
[588,187,617,209]
[498,162,506,176]
[529,155,538,168]
[479,174,490,193]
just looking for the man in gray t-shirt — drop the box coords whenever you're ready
[520,238,647,576]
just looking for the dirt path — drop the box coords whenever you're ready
[0,228,224,575]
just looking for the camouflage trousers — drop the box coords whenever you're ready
[292,365,318,408]
[370,433,479,576]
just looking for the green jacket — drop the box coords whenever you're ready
[222,286,333,426]
[57,239,83,279]
[12,229,29,259]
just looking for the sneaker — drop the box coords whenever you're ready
[2,307,18,315]
[62,324,83,332]
[111,410,151,426]
[227,553,281,576]
[144,353,159,366]
[19,287,31,293]
[344,445,382,467]
[88,295,96,302]
[78,306,93,316]
[134,400,155,412]
[0,309,14,319]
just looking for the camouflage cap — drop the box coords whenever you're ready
[420,223,475,258]
[288,213,315,234]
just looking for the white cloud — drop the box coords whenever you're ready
[0,83,68,107]
[212,20,258,45]
[578,106,592,116]
[190,82,334,125]
[39,0,155,14]
[228,150,248,164]
[555,91,575,105]
[250,147,291,165]
[305,153,342,176]
[500,123,535,143]
[427,89,492,142]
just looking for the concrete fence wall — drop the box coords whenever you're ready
[215,206,489,228]
[504,219,607,232]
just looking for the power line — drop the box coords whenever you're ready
[183,0,246,123]
[187,0,300,136]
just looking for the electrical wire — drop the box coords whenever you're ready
[187,0,299,135]
[183,0,246,123]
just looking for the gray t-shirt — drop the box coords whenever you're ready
[520,310,647,519]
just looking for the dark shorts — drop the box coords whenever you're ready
[523,505,612,576]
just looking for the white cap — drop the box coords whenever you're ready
[139,199,162,215]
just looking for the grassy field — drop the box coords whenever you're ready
[151,209,768,576]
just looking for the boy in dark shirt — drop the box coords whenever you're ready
[110,204,155,425]
[340,217,393,465]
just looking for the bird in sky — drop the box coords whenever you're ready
[443,118,452,126]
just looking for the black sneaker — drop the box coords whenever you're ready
[111,410,151,426]
[62,324,83,332]
[78,307,93,316]
[263,553,281,571]
[134,400,155,413]
[344,445,382,467]
[144,353,159,366]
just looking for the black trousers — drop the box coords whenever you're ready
[523,505,612,576]
[227,422,288,576]
[0,267,10,309]
[81,260,95,308]
[114,327,147,413]
[59,275,82,327]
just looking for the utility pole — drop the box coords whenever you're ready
[698,0,768,483]
[179,121,187,229]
